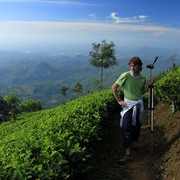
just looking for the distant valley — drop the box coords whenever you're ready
[0,47,179,108]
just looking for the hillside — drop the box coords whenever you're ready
[85,102,180,180]
[0,63,179,179]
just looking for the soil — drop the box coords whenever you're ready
[86,102,180,180]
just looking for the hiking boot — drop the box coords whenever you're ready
[118,154,132,165]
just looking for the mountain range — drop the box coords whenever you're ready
[0,46,179,108]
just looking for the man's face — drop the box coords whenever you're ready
[129,63,140,74]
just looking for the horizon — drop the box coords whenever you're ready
[0,0,180,53]
[0,46,179,77]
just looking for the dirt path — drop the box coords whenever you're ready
[84,103,180,180]
[124,124,154,180]
[87,110,157,180]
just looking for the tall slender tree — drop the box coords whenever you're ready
[89,40,118,90]
[73,82,83,96]
[60,86,69,103]
[61,86,69,97]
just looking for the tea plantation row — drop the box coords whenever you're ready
[0,66,179,179]
[0,90,117,179]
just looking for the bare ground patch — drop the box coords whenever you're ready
[84,102,180,180]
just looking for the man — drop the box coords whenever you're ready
[112,56,152,164]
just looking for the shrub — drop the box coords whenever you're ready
[155,66,180,111]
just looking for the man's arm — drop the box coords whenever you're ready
[143,78,155,94]
[112,82,127,107]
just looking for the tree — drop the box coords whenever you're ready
[19,99,43,112]
[73,82,83,96]
[4,93,21,119]
[92,78,100,92]
[61,86,69,97]
[89,40,118,90]
[60,85,69,104]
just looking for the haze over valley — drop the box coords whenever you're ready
[0,46,179,108]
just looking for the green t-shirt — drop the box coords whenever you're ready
[116,71,146,100]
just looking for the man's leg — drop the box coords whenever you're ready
[131,106,141,143]
[122,108,133,151]
[119,108,133,164]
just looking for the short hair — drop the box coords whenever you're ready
[128,56,143,71]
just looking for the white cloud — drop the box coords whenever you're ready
[0,0,106,7]
[0,0,79,4]
[108,12,149,24]
[0,21,179,50]
[88,13,97,19]
[153,31,164,36]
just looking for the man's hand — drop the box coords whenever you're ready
[148,78,155,86]
[148,78,155,88]
[118,100,127,107]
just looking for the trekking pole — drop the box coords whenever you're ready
[146,57,158,155]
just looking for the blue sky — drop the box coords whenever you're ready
[0,0,180,53]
